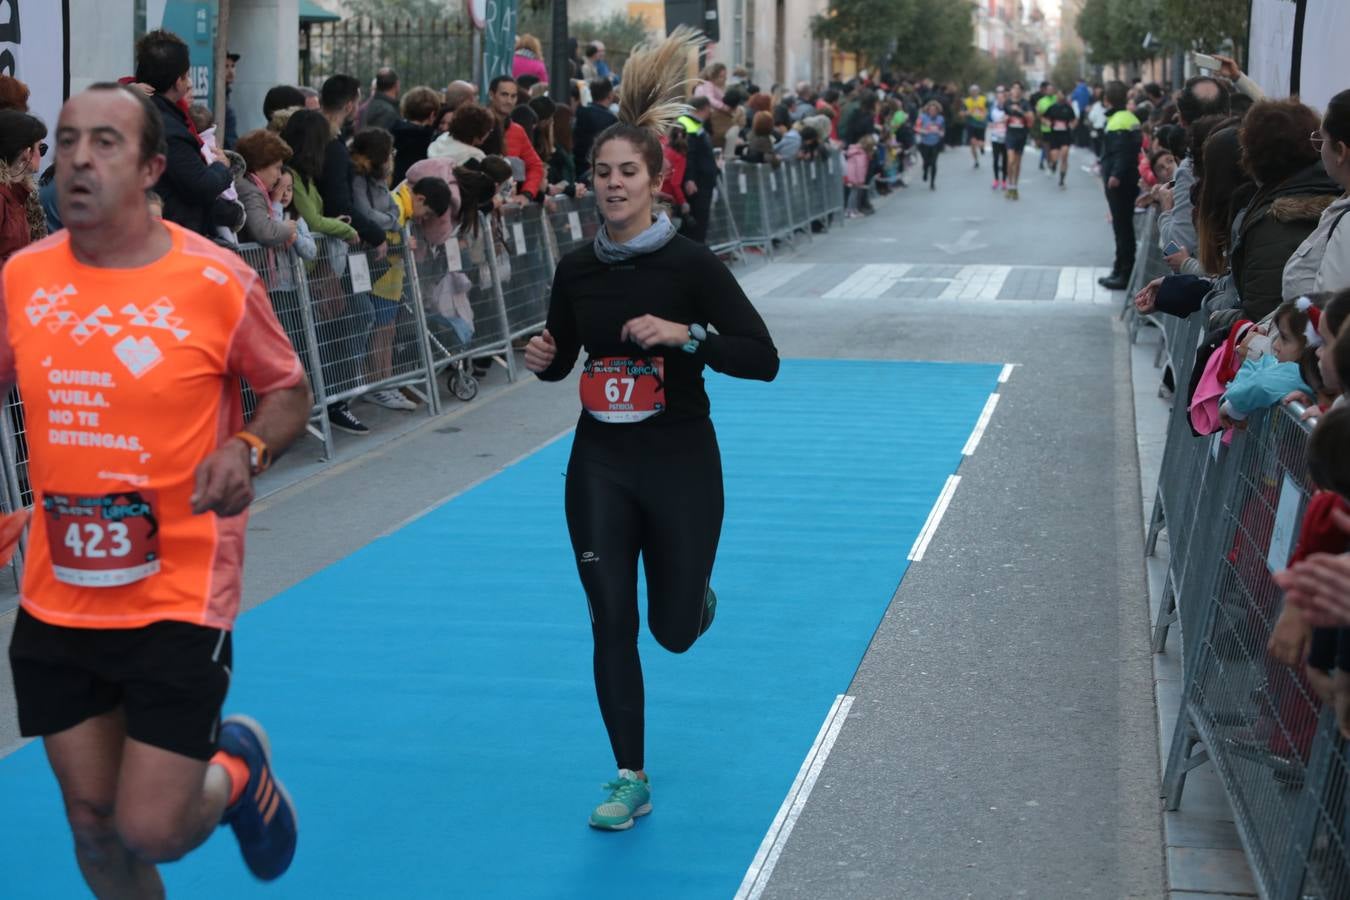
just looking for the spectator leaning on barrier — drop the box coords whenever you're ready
[486,76,543,204]
[234,129,297,251]
[1097,81,1142,291]
[0,110,48,265]
[318,74,387,250]
[136,29,233,237]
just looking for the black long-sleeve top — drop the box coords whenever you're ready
[319,138,387,247]
[538,234,779,424]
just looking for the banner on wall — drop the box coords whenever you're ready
[1297,0,1350,112]
[481,0,518,102]
[0,0,70,167]
[1248,0,1350,112]
[158,0,218,107]
[1247,0,1295,100]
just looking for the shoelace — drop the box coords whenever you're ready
[600,778,646,807]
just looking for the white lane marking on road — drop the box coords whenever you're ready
[738,263,816,298]
[939,265,1011,301]
[908,475,961,561]
[823,264,912,299]
[962,393,1001,456]
[736,694,856,900]
[998,363,1016,383]
[1092,266,1117,303]
[1054,267,1078,301]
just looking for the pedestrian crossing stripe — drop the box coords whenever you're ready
[737,263,1118,304]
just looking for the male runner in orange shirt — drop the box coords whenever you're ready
[2,83,313,896]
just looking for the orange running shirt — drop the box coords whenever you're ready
[0,223,304,630]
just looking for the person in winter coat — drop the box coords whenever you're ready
[234,128,298,250]
[1228,100,1341,322]
[1287,89,1350,296]
[0,111,48,266]
[512,35,550,84]
[362,68,401,133]
[136,29,233,236]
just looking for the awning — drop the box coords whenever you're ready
[299,0,340,23]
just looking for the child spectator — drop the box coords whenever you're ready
[1219,299,1319,428]
[350,127,417,412]
[844,134,876,219]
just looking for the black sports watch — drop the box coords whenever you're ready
[682,323,707,354]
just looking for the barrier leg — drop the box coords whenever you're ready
[1145,489,1166,556]
[1152,582,1178,653]
[399,227,444,417]
[1162,704,1208,810]
[293,255,337,460]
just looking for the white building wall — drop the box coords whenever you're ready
[69,0,136,94]
[228,0,301,134]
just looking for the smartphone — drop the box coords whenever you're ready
[1191,52,1220,73]
[1163,240,1181,256]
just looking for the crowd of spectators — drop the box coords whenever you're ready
[1118,60,1350,752]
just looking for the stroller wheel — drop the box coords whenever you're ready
[450,369,479,401]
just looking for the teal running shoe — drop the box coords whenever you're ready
[589,770,652,830]
[699,585,717,636]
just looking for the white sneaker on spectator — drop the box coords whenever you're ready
[368,389,417,411]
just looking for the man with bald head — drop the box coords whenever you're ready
[1156,74,1233,268]
[4,83,310,895]
[445,80,477,112]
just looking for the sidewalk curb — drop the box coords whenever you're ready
[1128,320,1258,899]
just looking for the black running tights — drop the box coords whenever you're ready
[564,416,724,771]
[919,144,940,185]
[991,142,1007,181]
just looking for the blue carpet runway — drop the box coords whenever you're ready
[0,359,1000,898]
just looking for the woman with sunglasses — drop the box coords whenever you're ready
[0,109,49,265]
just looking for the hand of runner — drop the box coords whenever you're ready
[524,329,557,373]
[190,441,255,517]
[0,508,30,567]
[621,315,687,350]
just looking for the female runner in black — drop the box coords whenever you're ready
[524,28,779,831]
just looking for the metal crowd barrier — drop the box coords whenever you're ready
[0,154,855,592]
[1155,402,1348,899]
[1122,206,1172,343]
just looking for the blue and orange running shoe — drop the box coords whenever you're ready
[218,715,298,880]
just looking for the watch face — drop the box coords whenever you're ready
[691,324,707,342]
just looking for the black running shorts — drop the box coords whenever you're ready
[9,607,232,760]
[1005,130,1028,153]
[966,125,987,142]
[1049,131,1073,149]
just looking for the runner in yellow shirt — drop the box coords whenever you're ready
[963,85,989,169]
